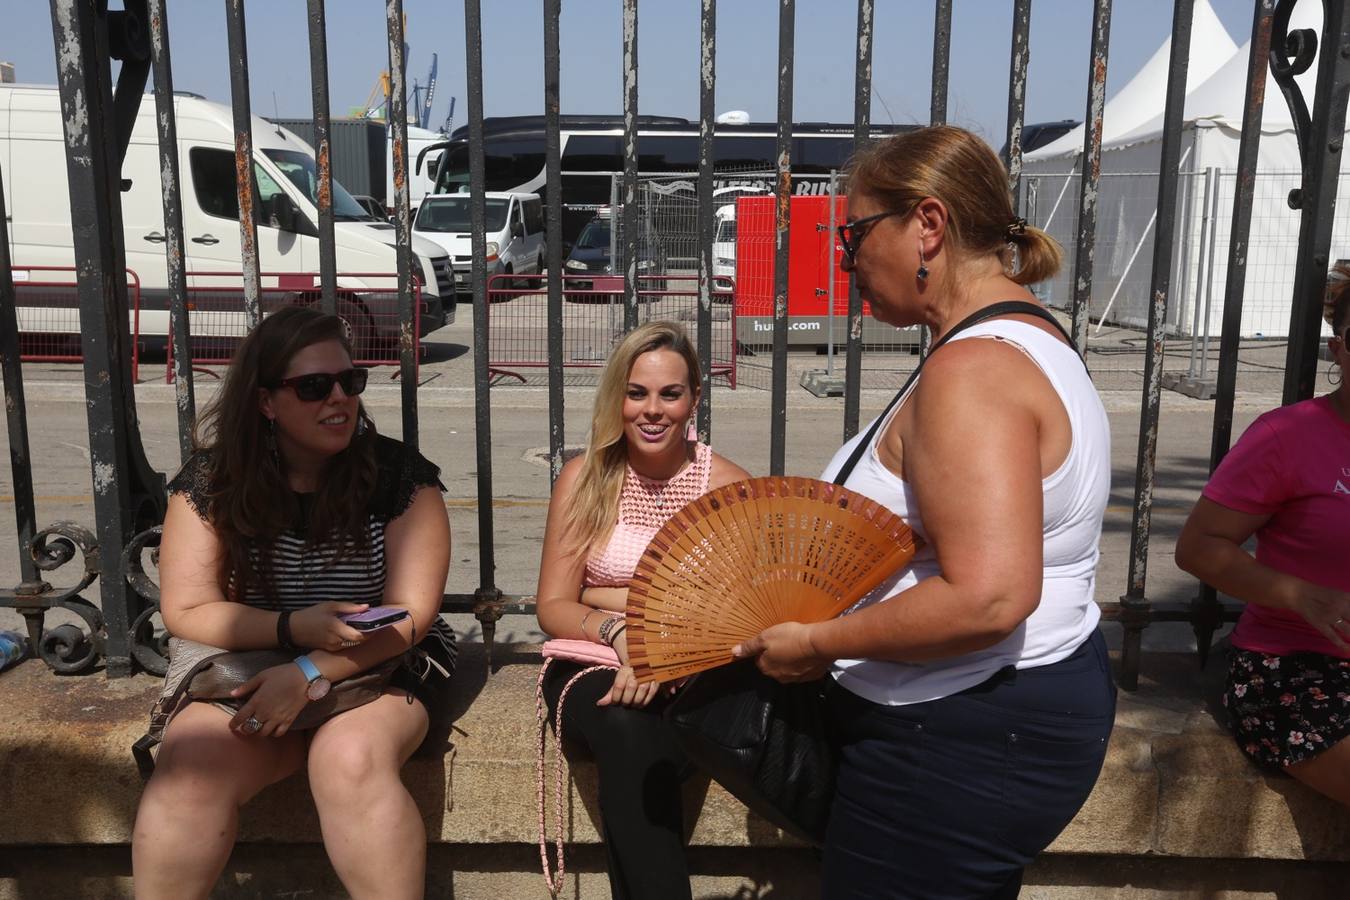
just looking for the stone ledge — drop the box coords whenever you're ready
[1,643,1347,862]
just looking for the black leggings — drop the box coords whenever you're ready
[822,629,1117,900]
[541,660,693,900]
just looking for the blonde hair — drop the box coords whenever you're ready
[844,125,1062,285]
[565,321,702,556]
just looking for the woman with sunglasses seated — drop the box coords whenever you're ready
[133,306,455,900]
[1177,265,1350,809]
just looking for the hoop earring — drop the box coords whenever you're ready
[917,244,929,282]
[1331,362,1343,386]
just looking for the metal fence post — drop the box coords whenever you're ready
[770,0,795,476]
[306,0,338,316]
[462,0,502,660]
[696,0,717,443]
[621,0,639,328]
[147,0,196,461]
[0,172,39,592]
[223,0,262,326]
[544,0,566,480]
[1121,0,1195,691]
[1195,1,1278,662]
[49,0,167,676]
[842,0,875,441]
[1004,0,1033,199]
[386,0,419,447]
[1070,0,1112,356]
[1275,0,1350,402]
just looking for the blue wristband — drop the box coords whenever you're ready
[293,654,323,684]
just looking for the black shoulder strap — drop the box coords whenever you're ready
[833,301,1079,486]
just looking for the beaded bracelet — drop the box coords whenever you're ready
[596,615,625,646]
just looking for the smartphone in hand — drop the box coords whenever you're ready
[339,607,410,632]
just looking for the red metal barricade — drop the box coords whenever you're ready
[166,272,422,382]
[13,266,142,382]
[485,273,736,387]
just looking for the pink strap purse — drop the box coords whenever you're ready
[536,639,620,896]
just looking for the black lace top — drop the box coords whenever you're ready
[167,434,445,611]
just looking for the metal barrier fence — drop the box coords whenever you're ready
[1,0,1348,695]
[12,267,142,383]
[486,273,736,386]
[164,275,423,381]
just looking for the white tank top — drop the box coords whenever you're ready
[820,319,1111,706]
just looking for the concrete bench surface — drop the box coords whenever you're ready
[2,642,1348,898]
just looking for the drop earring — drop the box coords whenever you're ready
[917,244,929,282]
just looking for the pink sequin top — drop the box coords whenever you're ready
[584,442,713,587]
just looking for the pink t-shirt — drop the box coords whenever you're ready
[1202,395,1350,658]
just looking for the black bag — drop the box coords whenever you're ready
[665,660,835,845]
[664,301,1078,845]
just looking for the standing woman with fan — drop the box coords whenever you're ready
[535,321,751,900]
[734,126,1116,899]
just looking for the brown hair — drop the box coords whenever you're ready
[565,321,701,557]
[192,305,378,600]
[1325,262,1350,335]
[844,125,1062,285]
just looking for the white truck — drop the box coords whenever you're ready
[1,84,457,348]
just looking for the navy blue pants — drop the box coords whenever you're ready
[822,630,1116,900]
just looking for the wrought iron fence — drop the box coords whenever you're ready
[1,0,1347,693]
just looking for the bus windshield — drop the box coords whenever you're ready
[262,149,371,221]
[415,196,511,233]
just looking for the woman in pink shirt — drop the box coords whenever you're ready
[1177,265,1350,807]
[535,321,750,899]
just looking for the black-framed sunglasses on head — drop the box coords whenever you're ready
[836,210,906,266]
[271,368,369,402]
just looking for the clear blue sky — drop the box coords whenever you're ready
[6,1,1255,145]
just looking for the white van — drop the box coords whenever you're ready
[412,192,544,290]
[713,203,737,282]
[0,84,456,347]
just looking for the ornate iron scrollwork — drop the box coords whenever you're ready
[1271,0,1322,209]
[21,523,106,673]
[124,525,168,676]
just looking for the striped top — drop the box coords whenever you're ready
[167,435,456,657]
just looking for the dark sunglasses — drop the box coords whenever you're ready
[271,368,369,402]
[836,210,906,266]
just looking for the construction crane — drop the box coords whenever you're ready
[409,54,437,129]
[366,52,437,127]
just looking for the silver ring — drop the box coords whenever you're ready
[241,716,262,734]
[1334,617,1346,629]
[340,639,357,648]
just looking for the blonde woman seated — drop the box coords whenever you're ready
[536,321,750,900]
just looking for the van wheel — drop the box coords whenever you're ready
[336,298,378,362]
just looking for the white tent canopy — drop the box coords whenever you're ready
[1021,1,1343,341]
[1026,0,1237,162]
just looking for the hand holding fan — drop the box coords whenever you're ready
[625,476,919,684]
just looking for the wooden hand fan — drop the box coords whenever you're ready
[625,476,919,684]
